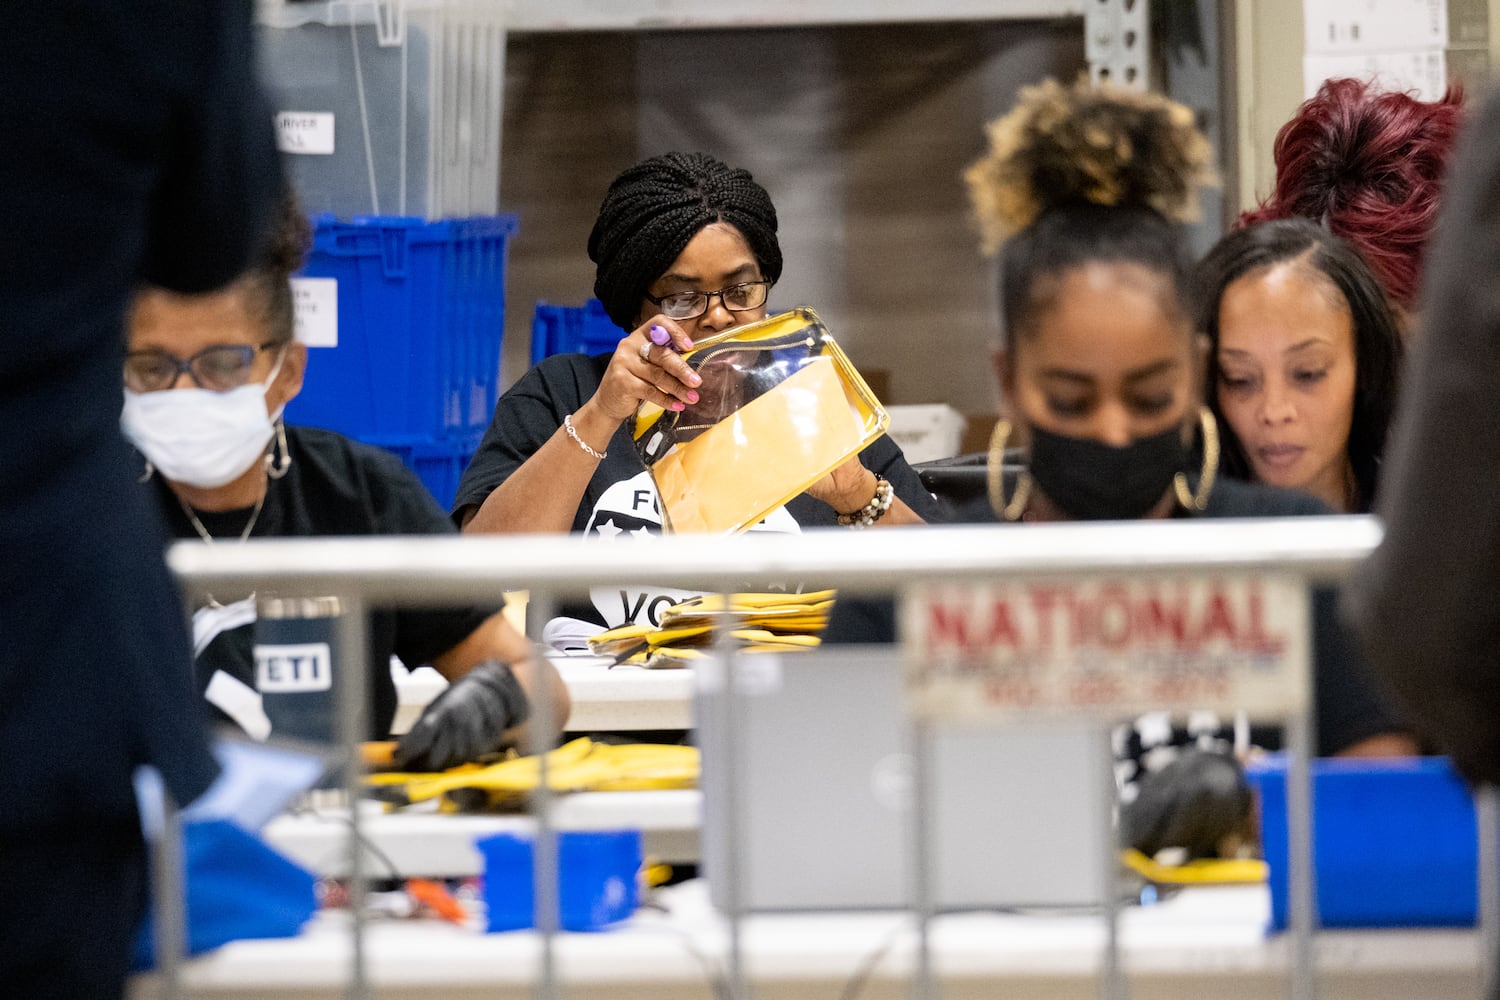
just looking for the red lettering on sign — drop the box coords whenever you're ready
[1245,585,1287,655]
[986,599,1022,647]
[1151,671,1192,702]
[926,580,1291,663]
[1030,587,1062,650]
[983,675,1039,707]
[1070,591,1092,647]
[1198,588,1239,647]
[1097,584,1134,650]
[927,604,974,654]
[1068,672,1124,705]
[1137,586,1188,647]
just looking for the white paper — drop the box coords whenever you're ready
[275,111,336,155]
[185,739,330,831]
[1303,49,1448,100]
[292,277,339,348]
[205,669,272,742]
[1303,0,1446,54]
[542,616,607,654]
[135,737,329,839]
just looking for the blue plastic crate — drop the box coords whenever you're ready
[478,830,641,932]
[530,299,624,365]
[361,431,484,512]
[287,214,517,440]
[1247,754,1479,929]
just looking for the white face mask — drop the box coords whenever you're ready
[121,350,286,489]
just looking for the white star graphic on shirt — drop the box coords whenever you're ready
[632,526,654,539]
[595,518,623,539]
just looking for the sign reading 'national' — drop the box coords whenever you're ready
[902,574,1311,722]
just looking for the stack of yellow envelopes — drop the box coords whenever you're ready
[366,737,699,810]
[586,590,836,668]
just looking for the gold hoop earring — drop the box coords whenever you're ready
[987,419,1032,522]
[1173,406,1219,511]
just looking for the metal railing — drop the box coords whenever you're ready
[146,515,1495,999]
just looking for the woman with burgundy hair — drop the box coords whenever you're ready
[1242,77,1464,326]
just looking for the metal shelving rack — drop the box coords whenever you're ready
[255,0,1160,221]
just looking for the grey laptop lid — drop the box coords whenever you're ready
[698,645,1109,912]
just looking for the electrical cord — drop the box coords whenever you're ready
[836,917,909,1000]
[636,898,733,1000]
[285,800,404,884]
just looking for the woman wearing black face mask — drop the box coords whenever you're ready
[972,78,1220,527]
[826,79,1414,772]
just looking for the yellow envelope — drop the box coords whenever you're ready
[634,309,888,535]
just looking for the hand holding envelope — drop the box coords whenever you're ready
[632,309,889,535]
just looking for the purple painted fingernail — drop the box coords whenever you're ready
[649,324,671,346]
[671,401,686,412]
[686,391,699,404]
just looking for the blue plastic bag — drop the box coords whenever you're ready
[131,819,318,970]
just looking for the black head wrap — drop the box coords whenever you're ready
[588,151,782,331]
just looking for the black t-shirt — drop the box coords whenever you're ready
[151,426,500,739]
[454,351,944,628]
[0,1,279,830]
[823,477,1405,759]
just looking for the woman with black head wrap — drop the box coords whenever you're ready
[454,152,938,632]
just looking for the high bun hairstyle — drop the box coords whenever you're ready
[1239,78,1464,314]
[587,152,783,332]
[964,78,1216,347]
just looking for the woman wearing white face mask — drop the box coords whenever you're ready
[122,295,297,499]
[124,195,570,769]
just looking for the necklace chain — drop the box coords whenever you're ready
[177,487,268,608]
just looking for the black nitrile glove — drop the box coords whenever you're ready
[393,660,530,772]
[1120,749,1253,860]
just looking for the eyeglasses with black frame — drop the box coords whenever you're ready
[644,280,773,321]
[124,342,284,393]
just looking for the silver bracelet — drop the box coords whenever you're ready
[836,475,895,528]
[563,413,607,461]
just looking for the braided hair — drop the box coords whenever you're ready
[588,152,782,331]
[964,78,1216,347]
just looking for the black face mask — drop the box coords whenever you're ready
[1027,424,1187,521]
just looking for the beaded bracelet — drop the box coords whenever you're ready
[563,413,607,461]
[836,475,895,528]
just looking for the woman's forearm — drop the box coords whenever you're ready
[462,401,619,534]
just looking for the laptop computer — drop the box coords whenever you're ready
[697,645,1110,911]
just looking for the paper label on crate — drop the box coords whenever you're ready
[291,278,338,348]
[902,573,1310,723]
[255,642,333,693]
[275,111,335,155]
